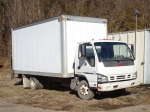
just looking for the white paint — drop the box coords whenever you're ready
[12,20,62,73]
[108,30,149,83]
[66,21,107,73]
[136,31,145,83]
[105,66,134,75]
[144,30,150,84]
[12,16,107,78]
[98,80,140,91]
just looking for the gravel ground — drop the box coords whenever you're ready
[0,99,150,112]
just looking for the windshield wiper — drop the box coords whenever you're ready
[101,57,134,62]
[119,57,134,61]
[101,58,120,62]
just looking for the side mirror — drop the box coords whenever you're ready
[81,44,86,57]
[128,44,134,53]
[128,44,135,59]
[130,44,135,58]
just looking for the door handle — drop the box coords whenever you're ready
[141,61,145,65]
[78,66,80,69]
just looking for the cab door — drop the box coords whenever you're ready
[75,43,96,75]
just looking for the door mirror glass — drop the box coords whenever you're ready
[78,44,95,66]
[81,44,86,57]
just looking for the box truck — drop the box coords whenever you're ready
[12,15,140,100]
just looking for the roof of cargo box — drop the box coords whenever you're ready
[61,15,107,23]
[12,14,107,31]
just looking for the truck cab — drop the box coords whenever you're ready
[70,39,140,100]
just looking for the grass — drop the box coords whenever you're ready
[0,70,150,111]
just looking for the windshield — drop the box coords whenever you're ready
[94,42,134,61]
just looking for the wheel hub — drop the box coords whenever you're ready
[80,85,89,95]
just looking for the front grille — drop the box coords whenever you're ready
[117,75,125,80]
[108,74,132,81]
[110,76,115,80]
[127,75,131,78]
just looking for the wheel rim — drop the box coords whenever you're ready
[80,85,89,95]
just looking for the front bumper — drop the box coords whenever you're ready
[97,80,140,91]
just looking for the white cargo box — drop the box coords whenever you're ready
[12,15,107,78]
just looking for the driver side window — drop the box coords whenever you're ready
[79,44,95,67]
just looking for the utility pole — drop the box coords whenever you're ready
[133,10,138,57]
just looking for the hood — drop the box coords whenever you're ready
[103,60,135,75]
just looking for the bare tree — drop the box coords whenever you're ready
[1,0,150,68]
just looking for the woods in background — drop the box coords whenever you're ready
[0,0,150,67]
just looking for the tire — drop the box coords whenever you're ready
[77,80,94,100]
[30,77,43,90]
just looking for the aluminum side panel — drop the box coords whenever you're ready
[144,30,150,84]
[120,33,128,43]
[136,31,145,83]
[60,17,68,77]
[12,20,62,74]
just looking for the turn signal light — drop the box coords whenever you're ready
[98,86,101,89]
[61,17,66,21]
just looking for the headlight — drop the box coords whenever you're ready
[97,74,108,83]
[132,71,137,79]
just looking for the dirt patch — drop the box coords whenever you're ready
[0,70,150,111]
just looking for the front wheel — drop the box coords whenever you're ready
[77,80,94,100]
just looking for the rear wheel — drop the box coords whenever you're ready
[77,80,94,100]
[30,77,43,90]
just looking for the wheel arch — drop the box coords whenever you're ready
[75,74,89,85]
